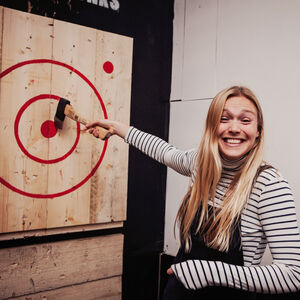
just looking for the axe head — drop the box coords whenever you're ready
[54,98,71,129]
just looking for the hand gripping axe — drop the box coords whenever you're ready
[54,98,111,140]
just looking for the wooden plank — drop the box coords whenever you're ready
[0,6,3,72]
[46,19,98,228]
[0,6,6,233]
[0,7,53,232]
[91,31,133,223]
[7,276,122,300]
[0,234,123,299]
[0,221,123,241]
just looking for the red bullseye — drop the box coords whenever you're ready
[41,120,57,138]
[0,59,108,199]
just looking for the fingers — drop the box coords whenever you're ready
[86,119,113,129]
[84,119,126,139]
[85,121,102,129]
[167,268,174,275]
[88,127,101,138]
[85,121,106,135]
[88,128,96,135]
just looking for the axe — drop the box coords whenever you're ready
[54,98,111,140]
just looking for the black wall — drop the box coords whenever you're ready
[0,0,173,299]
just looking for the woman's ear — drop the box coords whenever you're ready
[256,126,261,138]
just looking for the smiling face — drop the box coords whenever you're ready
[217,96,259,161]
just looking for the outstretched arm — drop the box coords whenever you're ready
[124,126,197,177]
[86,121,197,177]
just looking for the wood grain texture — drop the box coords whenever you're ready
[0,7,53,232]
[91,30,133,223]
[0,7,132,234]
[0,221,123,241]
[7,276,122,300]
[46,18,97,228]
[0,234,123,299]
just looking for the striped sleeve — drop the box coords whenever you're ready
[124,127,197,177]
[171,172,300,293]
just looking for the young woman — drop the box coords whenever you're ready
[86,86,300,298]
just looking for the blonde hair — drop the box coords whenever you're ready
[176,86,265,252]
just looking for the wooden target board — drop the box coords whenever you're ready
[0,7,133,233]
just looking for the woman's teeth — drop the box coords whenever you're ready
[224,138,243,144]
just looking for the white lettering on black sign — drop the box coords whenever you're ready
[87,0,120,11]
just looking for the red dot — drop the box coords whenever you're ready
[41,120,57,138]
[103,61,114,74]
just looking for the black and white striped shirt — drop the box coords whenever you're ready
[125,127,300,294]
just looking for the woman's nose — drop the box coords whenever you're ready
[228,121,241,134]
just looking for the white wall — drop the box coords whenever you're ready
[165,0,300,263]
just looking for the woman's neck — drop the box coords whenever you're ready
[221,155,247,172]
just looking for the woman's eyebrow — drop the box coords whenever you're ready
[240,109,256,116]
[222,109,256,116]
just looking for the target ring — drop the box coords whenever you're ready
[14,94,80,164]
[0,59,109,198]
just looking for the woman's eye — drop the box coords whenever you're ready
[221,116,228,122]
[242,119,251,123]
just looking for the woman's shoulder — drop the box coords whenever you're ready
[255,162,289,189]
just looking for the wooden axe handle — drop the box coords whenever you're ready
[64,104,111,140]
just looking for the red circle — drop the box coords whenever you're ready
[103,61,114,74]
[0,59,108,198]
[14,94,80,164]
[41,120,57,138]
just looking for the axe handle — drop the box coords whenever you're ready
[64,104,111,140]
